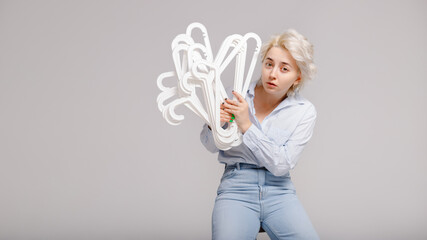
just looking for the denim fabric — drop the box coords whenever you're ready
[212,163,319,240]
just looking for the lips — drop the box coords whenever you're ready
[267,82,277,87]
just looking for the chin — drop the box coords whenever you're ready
[262,83,287,96]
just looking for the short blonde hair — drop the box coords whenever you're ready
[259,29,317,96]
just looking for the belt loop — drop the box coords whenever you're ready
[236,162,240,170]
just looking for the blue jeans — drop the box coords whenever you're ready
[212,163,319,240]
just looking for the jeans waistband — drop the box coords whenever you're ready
[225,162,267,170]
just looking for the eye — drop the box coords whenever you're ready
[281,66,288,72]
[265,62,273,68]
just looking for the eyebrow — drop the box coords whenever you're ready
[265,57,292,67]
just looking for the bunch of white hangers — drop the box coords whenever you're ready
[157,22,261,150]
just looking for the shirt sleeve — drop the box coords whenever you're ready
[243,104,317,176]
[199,124,219,153]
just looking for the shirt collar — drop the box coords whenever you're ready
[277,91,305,110]
[247,81,257,98]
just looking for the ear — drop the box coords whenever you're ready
[293,74,302,86]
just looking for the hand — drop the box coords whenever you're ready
[208,103,232,130]
[220,107,232,126]
[222,91,252,133]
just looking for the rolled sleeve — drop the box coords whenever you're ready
[242,124,260,151]
[242,105,317,176]
[200,124,219,153]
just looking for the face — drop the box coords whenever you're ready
[261,46,301,98]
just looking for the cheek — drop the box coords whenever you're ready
[285,72,299,82]
[261,68,269,80]
[278,73,298,86]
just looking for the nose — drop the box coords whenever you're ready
[269,67,278,79]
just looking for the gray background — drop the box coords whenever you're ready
[1,0,426,239]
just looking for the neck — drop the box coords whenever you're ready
[255,85,287,108]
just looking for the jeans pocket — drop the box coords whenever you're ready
[221,167,237,180]
[217,168,237,196]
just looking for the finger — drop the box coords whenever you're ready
[223,102,239,110]
[224,108,236,115]
[225,98,239,106]
[232,90,245,103]
[220,117,230,122]
[220,105,231,113]
[220,109,232,116]
[220,103,226,112]
[221,101,236,110]
[220,114,231,121]
[220,109,231,117]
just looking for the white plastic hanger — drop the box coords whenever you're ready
[157,22,261,150]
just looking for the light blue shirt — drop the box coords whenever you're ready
[200,82,317,176]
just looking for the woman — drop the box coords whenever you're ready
[200,29,319,240]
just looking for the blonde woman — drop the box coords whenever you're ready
[200,29,319,240]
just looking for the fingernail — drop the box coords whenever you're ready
[229,119,233,123]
